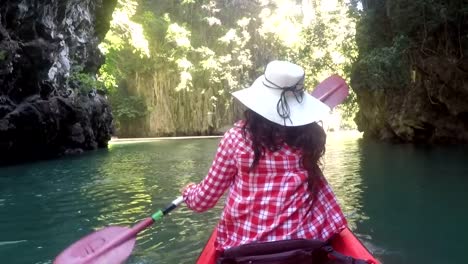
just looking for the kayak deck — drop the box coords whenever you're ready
[330,228,379,263]
[196,227,379,264]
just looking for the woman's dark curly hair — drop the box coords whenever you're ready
[242,109,326,193]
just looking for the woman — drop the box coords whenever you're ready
[182,60,347,253]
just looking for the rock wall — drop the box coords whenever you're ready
[351,0,468,144]
[0,0,117,164]
[353,58,468,144]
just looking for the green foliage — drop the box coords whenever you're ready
[0,50,6,61]
[99,0,361,135]
[69,68,104,95]
[110,94,148,121]
[293,0,359,128]
[352,0,467,93]
[355,35,410,90]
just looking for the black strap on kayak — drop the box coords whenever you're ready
[217,239,370,264]
[322,245,369,264]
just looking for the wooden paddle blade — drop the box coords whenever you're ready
[311,74,349,109]
[54,226,136,264]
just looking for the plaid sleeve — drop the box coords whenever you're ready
[183,129,237,212]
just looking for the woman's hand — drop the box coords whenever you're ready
[181,182,196,194]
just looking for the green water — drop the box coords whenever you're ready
[0,134,467,264]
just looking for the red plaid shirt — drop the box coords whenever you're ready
[183,121,347,250]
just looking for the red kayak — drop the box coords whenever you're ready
[196,227,380,264]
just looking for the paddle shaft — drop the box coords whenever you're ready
[151,196,184,221]
[123,196,184,237]
[130,196,185,237]
[82,197,184,263]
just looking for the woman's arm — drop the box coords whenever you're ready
[182,129,238,212]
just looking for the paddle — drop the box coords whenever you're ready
[53,75,349,264]
[54,197,184,264]
[310,74,349,109]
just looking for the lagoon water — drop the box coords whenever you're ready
[1,133,467,264]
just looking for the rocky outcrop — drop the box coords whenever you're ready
[0,0,117,164]
[353,58,468,144]
[351,0,468,144]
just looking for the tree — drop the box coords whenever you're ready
[99,0,359,136]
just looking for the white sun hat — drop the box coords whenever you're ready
[232,60,330,126]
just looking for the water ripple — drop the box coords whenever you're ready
[3,135,467,263]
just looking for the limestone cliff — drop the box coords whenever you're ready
[351,0,468,144]
[0,0,117,164]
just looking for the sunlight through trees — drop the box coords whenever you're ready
[98,0,359,137]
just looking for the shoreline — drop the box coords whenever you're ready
[109,135,223,144]
[109,130,362,144]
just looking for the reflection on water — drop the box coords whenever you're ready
[324,131,368,230]
[1,133,468,264]
[357,141,468,264]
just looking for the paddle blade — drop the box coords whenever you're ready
[54,226,136,264]
[311,74,349,109]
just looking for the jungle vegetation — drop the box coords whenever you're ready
[98,0,359,137]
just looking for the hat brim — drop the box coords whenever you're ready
[232,76,331,126]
